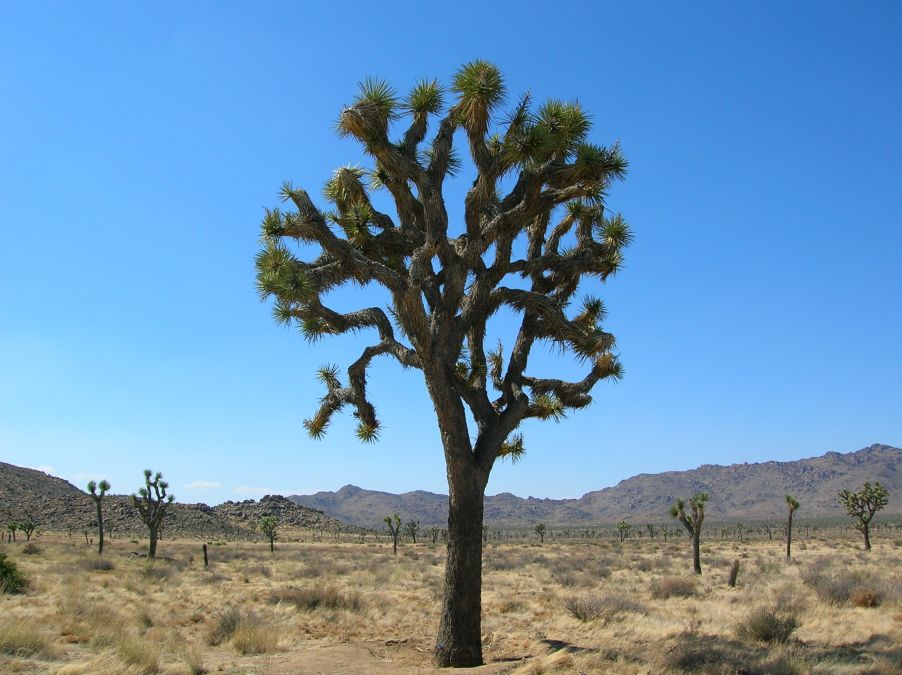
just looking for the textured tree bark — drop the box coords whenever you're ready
[148,528,158,558]
[863,524,871,551]
[692,529,702,574]
[786,511,793,559]
[434,469,486,667]
[95,500,105,555]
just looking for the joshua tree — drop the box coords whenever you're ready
[784,495,799,558]
[255,61,631,667]
[19,517,36,542]
[87,480,111,555]
[534,523,547,544]
[735,522,745,543]
[428,525,441,544]
[6,523,17,543]
[660,525,672,542]
[645,523,657,539]
[670,492,709,574]
[384,514,402,555]
[260,516,278,552]
[838,482,889,551]
[132,469,174,558]
[404,519,420,544]
[616,520,632,542]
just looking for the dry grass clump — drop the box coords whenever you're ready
[116,636,160,673]
[800,556,897,606]
[0,618,54,657]
[563,593,644,623]
[649,575,697,598]
[736,605,799,643]
[21,543,41,555]
[269,585,363,612]
[205,605,243,645]
[81,557,114,572]
[205,605,280,654]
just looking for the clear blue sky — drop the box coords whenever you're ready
[1,2,899,504]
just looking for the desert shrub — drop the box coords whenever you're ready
[498,598,525,613]
[82,557,114,572]
[0,552,27,594]
[141,562,174,581]
[232,618,279,655]
[564,594,644,623]
[552,569,579,587]
[269,586,362,612]
[650,576,696,599]
[184,645,208,674]
[850,588,882,608]
[206,605,243,645]
[0,618,53,657]
[736,605,798,643]
[241,563,272,579]
[117,636,159,674]
[21,542,41,555]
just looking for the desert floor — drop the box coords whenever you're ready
[1,532,900,674]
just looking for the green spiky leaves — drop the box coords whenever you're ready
[528,394,566,421]
[316,364,341,389]
[338,78,398,141]
[355,421,380,443]
[451,60,506,136]
[403,79,444,116]
[255,242,313,304]
[499,433,525,463]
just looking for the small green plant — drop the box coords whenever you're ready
[0,552,26,594]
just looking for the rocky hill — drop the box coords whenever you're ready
[290,443,901,527]
[0,462,351,539]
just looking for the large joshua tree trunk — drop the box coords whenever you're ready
[95,501,105,555]
[862,524,871,551]
[148,527,159,558]
[692,528,702,574]
[786,510,793,559]
[435,463,487,667]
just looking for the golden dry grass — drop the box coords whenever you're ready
[0,531,899,673]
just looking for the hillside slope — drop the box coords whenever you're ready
[0,462,350,538]
[290,443,901,527]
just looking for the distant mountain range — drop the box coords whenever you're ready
[0,462,350,539]
[289,443,901,528]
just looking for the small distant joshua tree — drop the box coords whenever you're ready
[616,520,632,543]
[87,479,111,555]
[645,523,657,539]
[428,525,441,544]
[660,525,673,542]
[534,523,546,544]
[19,517,37,542]
[132,469,174,558]
[260,516,278,552]
[404,519,420,544]
[838,482,889,551]
[670,492,709,574]
[7,523,17,543]
[384,514,402,555]
[784,495,799,559]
